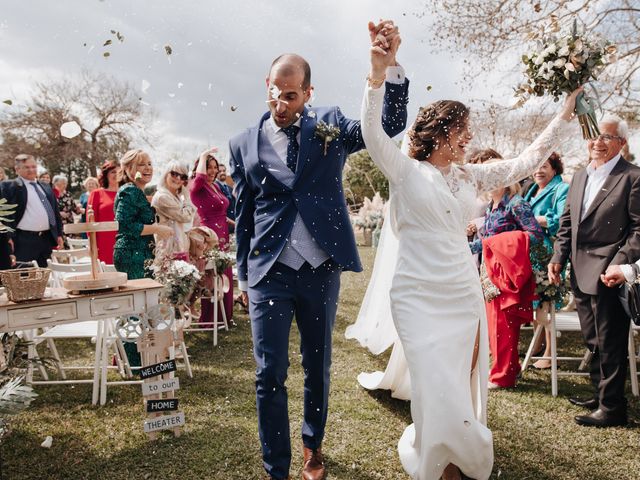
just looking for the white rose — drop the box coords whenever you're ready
[573,39,583,53]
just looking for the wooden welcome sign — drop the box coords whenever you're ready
[137,328,184,439]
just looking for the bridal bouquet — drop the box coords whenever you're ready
[514,20,617,139]
[146,258,201,306]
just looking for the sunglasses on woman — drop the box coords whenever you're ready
[169,171,189,181]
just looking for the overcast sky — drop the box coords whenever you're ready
[0,0,635,174]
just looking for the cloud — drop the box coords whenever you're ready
[0,0,477,166]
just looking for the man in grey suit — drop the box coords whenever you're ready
[549,115,640,427]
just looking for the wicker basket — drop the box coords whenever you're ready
[0,268,51,303]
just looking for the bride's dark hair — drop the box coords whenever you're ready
[408,101,469,161]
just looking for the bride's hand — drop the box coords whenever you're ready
[559,87,584,121]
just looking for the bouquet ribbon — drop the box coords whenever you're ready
[575,91,600,139]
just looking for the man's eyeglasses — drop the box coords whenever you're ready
[169,171,189,181]
[591,134,622,143]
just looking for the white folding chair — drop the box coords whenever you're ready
[522,306,639,397]
[50,248,91,265]
[67,238,89,249]
[184,270,230,347]
[100,261,192,380]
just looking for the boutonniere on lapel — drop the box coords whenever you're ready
[314,120,340,156]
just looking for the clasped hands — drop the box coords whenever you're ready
[368,19,401,78]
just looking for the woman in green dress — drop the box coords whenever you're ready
[113,149,172,367]
[113,149,172,278]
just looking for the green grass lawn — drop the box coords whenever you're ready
[3,247,639,479]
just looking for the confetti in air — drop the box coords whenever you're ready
[164,44,173,64]
[141,79,150,94]
[230,106,238,112]
[103,52,110,58]
[269,85,282,100]
[2,99,12,106]
[60,121,82,139]
[426,85,432,91]
[177,82,184,89]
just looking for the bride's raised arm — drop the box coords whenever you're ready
[465,88,581,194]
[360,23,411,185]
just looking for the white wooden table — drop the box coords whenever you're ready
[0,279,163,404]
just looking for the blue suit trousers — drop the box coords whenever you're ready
[248,260,341,479]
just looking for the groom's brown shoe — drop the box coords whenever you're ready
[302,446,326,480]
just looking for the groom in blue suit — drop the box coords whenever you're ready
[230,22,408,480]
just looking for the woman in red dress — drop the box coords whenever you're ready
[190,148,234,325]
[87,161,119,264]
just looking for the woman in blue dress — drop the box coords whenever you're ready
[523,152,570,369]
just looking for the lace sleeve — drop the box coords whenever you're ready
[360,83,411,184]
[466,115,572,194]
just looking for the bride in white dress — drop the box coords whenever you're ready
[361,35,579,480]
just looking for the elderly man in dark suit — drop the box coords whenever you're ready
[1,154,64,267]
[549,115,640,427]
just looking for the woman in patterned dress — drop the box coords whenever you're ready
[468,154,546,389]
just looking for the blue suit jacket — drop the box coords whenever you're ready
[523,174,569,238]
[230,79,409,288]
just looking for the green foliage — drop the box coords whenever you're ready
[0,198,17,233]
[343,149,389,207]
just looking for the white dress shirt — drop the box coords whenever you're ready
[581,153,621,220]
[16,177,51,232]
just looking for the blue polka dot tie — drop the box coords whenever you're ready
[281,125,300,174]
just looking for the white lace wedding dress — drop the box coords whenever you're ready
[360,83,570,480]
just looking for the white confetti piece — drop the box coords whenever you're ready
[269,84,282,99]
[168,93,176,98]
[201,101,208,106]
[177,82,184,89]
[261,177,266,184]
[41,436,53,448]
[141,79,150,94]
[60,121,81,139]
